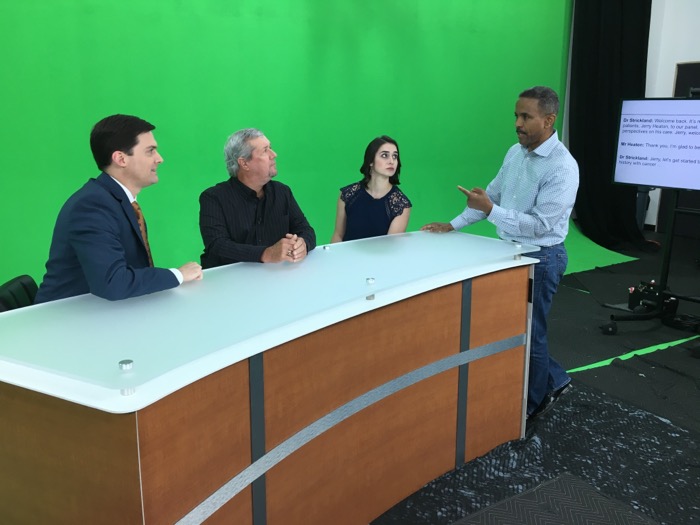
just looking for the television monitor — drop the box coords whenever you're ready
[613,98,700,190]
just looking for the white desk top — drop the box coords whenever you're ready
[0,232,538,413]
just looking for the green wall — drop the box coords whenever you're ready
[0,0,573,285]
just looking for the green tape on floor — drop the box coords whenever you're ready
[568,335,700,373]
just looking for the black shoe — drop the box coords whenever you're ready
[551,381,573,402]
[527,382,573,421]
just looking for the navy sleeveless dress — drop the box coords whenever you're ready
[340,182,412,241]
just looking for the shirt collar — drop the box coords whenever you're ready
[230,176,266,199]
[527,129,559,157]
[108,174,136,203]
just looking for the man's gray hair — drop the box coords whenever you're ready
[519,86,560,116]
[224,128,265,177]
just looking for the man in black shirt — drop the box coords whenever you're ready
[199,128,316,268]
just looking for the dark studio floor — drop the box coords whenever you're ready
[373,231,700,525]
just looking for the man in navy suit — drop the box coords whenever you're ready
[35,114,202,303]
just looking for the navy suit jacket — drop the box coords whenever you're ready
[35,172,179,303]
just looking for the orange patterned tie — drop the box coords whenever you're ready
[131,201,154,267]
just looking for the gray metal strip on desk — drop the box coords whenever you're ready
[455,279,472,467]
[248,354,267,525]
[176,333,526,525]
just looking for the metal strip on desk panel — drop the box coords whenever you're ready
[176,333,526,525]
[521,265,535,435]
[455,279,472,467]
[248,354,267,525]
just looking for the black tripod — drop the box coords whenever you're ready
[600,189,700,334]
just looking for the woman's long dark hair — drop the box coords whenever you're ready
[359,135,402,188]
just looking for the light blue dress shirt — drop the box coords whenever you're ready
[450,130,579,247]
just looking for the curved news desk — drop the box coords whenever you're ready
[0,231,538,524]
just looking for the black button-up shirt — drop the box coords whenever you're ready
[199,177,316,269]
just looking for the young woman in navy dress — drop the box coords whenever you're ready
[331,135,412,242]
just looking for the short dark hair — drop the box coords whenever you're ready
[90,114,156,170]
[359,135,402,187]
[519,86,560,116]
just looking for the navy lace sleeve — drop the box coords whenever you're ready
[340,183,362,204]
[387,188,412,218]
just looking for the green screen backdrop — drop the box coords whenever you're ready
[0,0,574,285]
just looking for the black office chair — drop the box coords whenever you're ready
[0,274,38,312]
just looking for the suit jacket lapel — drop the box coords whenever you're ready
[95,172,147,246]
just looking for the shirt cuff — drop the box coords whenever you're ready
[169,268,184,284]
[486,205,505,226]
[450,216,468,231]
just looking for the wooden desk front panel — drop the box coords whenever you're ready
[466,266,529,460]
[137,359,252,525]
[266,372,458,525]
[0,382,142,524]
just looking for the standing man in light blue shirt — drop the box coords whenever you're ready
[422,86,579,420]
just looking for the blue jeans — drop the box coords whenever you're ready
[527,243,570,415]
